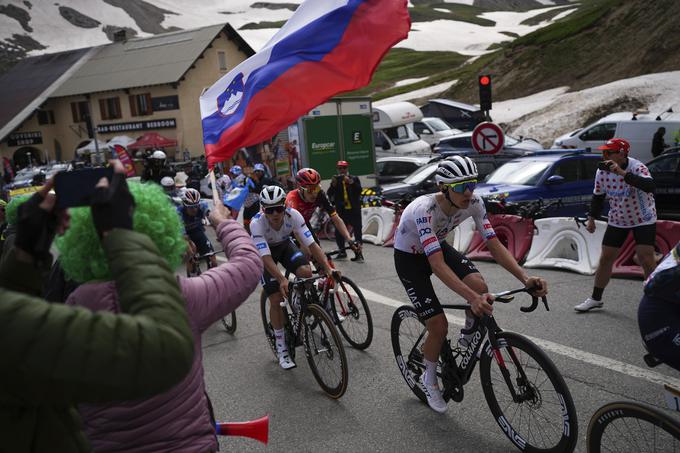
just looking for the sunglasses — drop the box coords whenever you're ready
[302,185,321,194]
[447,179,478,193]
[264,205,285,214]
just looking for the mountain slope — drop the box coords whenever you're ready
[441,0,680,103]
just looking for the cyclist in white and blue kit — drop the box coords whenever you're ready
[250,185,337,370]
[393,156,548,413]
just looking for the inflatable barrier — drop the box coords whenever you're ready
[466,215,534,263]
[361,206,395,246]
[611,220,680,278]
[447,218,476,254]
[524,218,607,275]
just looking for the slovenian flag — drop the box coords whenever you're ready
[200,0,410,167]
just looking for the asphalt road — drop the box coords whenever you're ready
[199,231,680,453]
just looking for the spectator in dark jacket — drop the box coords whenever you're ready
[328,160,364,261]
[651,127,667,158]
[0,162,195,452]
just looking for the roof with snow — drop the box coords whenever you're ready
[52,23,254,97]
[0,47,93,143]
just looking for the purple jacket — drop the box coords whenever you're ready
[66,220,262,452]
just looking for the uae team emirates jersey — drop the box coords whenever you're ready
[594,157,656,227]
[394,193,496,256]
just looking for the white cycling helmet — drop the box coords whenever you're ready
[435,156,478,184]
[160,176,175,188]
[230,165,242,176]
[260,185,286,206]
[151,150,167,160]
[182,188,201,207]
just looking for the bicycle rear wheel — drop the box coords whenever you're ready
[326,276,373,350]
[587,401,680,453]
[479,332,577,453]
[221,312,237,334]
[390,305,428,405]
[260,290,295,361]
[303,304,348,399]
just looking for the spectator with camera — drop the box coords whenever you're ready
[0,161,195,451]
[575,138,658,312]
[328,160,363,261]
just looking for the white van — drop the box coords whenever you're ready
[372,102,431,157]
[553,112,680,162]
[411,117,462,147]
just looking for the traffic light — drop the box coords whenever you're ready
[478,74,492,112]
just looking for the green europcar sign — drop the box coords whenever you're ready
[341,114,374,176]
[304,116,340,179]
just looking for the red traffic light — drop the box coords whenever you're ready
[479,75,491,86]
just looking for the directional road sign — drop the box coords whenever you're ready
[471,122,504,154]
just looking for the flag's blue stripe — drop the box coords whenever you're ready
[202,0,364,146]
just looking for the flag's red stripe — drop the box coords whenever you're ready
[205,0,409,164]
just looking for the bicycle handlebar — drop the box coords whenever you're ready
[490,286,549,313]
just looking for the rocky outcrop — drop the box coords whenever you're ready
[59,6,100,29]
[102,0,181,34]
[250,2,298,11]
[0,4,32,32]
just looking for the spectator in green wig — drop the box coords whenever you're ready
[56,182,185,283]
[0,194,31,259]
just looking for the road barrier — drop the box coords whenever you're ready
[361,206,396,246]
[466,215,534,263]
[524,218,607,275]
[611,220,680,278]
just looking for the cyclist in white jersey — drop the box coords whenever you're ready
[394,156,548,413]
[250,185,337,370]
[575,138,658,312]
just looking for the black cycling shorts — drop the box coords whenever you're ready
[394,242,479,320]
[187,229,214,256]
[638,295,680,372]
[261,240,310,296]
[602,223,656,248]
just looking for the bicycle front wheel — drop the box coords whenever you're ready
[390,305,428,405]
[221,312,237,334]
[327,276,373,350]
[303,304,348,399]
[479,332,578,453]
[587,401,680,453]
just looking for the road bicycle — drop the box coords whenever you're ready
[586,353,680,452]
[316,247,373,350]
[391,287,578,453]
[187,249,237,334]
[260,275,348,398]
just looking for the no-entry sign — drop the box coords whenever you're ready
[472,122,504,154]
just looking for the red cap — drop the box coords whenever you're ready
[337,160,349,167]
[597,138,630,154]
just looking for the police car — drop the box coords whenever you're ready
[475,150,603,217]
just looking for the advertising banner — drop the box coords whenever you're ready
[341,114,374,176]
[303,116,340,179]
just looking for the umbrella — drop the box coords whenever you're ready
[76,139,108,156]
[128,132,178,150]
[107,135,136,148]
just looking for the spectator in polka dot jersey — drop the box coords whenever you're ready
[575,138,657,312]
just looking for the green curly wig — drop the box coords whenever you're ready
[6,194,31,225]
[56,181,185,283]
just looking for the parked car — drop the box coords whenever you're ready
[411,117,462,148]
[475,150,603,217]
[646,147,680,220]
[379,150,534,201]
[434,131,544,155]
[375,155,441,185]
[419,99,486,131]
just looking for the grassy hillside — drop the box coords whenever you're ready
[441,0,680,103]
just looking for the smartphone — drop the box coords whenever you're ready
[597,161,612,172]
[54,167,114,208]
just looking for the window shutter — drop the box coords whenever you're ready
[145,93,152,115]
[71,103,78,123]
[99,99,107,120]
[129,95,138,117]
[114,97,121,118]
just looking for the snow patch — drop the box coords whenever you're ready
[394,76,429,88]
[375,80,458,106]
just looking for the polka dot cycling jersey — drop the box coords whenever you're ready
[394,193,496,256]
[250,207,316,256]
[594,157,656,227]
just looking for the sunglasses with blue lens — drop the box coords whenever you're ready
[447,179,478,194]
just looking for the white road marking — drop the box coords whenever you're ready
[359,287,680,389]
